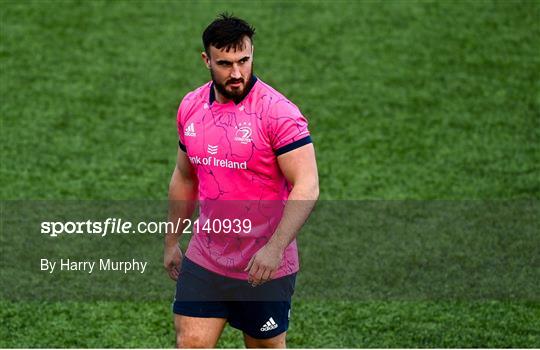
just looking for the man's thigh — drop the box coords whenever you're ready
[244,331,286,348]
[174,314,227,348]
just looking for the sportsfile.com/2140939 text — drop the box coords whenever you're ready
[40,218,252,237]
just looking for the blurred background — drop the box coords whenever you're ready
[1,0,539,347]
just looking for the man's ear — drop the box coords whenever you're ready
[201,51,211,69]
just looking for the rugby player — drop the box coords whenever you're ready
[164,14,319,348]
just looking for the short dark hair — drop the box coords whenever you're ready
[202,13,255,55]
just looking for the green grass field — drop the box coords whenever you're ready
[1,0,539,347]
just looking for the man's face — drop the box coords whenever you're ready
[202,36,253,103]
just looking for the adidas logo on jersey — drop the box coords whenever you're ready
[260,317,278,332]
[184,123,196,137]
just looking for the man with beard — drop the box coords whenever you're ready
[164,14,319,348]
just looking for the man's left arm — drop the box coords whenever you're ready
[245,143,319,286]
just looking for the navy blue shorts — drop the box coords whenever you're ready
[173,257,296,339]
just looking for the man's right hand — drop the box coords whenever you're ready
[164,242,182,281]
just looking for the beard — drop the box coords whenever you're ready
[211,68,253,104]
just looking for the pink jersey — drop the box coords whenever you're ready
[176,76,311,280]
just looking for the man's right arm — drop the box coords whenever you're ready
[164,148,198,280]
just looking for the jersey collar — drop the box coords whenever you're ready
[209,75,258,105]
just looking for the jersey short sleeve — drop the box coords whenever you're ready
[176,94,191,153]
[268,99,312,156]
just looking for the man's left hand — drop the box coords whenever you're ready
[244,242,284,287]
